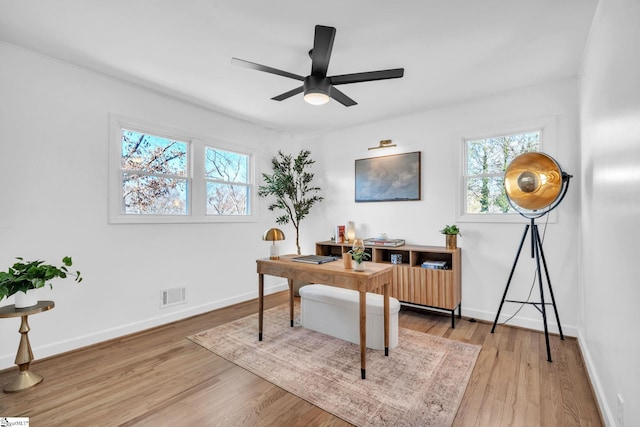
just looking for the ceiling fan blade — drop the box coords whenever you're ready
[272,86,304,101]
[231,57,305,81]
[311,25,336,77]
[329,68,404,85]
[330,87,357,107]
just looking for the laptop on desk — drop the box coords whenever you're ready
[291,255,339,264]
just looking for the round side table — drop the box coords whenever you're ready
[0,300,55,392]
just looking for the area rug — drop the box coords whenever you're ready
[188,305,481,426]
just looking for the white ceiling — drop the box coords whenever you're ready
[0,0,598,137]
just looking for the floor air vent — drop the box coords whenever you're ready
[161,287,186,308]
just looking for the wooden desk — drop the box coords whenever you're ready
[0,300,55,392]
[256,255,393,379]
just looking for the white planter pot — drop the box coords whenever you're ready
[15,289,39,308]
[353,262,365,272]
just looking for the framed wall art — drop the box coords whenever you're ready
[355,151,421,202]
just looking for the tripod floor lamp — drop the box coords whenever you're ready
[491,152,572,362]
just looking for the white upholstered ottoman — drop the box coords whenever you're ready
[299,284,400,350]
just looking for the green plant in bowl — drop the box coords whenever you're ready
[0,257,82,301]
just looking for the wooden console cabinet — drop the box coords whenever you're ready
[315,241,462,327]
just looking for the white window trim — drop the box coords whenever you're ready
[456,116,559,224]
[108,114,259,224]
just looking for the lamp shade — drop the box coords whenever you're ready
[504,152,567,216]
[262,228,285,242]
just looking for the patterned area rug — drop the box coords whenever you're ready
[188,305,480,426]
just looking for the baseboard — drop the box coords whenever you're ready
[0,282,289,370]
[577,330,612,426]
[461,307,578,337]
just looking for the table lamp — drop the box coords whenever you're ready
[262,228,285,259]
[346,221,356,243]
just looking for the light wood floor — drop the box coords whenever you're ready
[0,292,602,426]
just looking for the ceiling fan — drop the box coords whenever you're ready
[231,25,404,107]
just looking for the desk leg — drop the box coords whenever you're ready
[288,279,294,327]
[258,273,264,341]
[4,315,43,393]
[359,290,366,379]
[384,282,390,357]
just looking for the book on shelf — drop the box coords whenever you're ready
[363,238,405,247]
[421,260,448,269]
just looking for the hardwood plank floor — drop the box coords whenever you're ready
[0,292,603,426]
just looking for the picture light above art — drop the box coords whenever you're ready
[368,139,397,150]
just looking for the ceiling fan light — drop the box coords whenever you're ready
[304,91,330,105]
[303,75,331,105]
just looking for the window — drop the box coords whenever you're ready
[464,130,541,215]
[205,147,251,215]
[456,117,560,224]
[109,115,257,223]
[121,129,189,215]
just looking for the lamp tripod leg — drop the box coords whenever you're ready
[533,224,553,362]
[535,225,564,340]
[492,220,564,363]
[491,224,530,333]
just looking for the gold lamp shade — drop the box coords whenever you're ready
[262,228,285,242]
[504,152,563,211]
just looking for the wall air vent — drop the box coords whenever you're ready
[160,287,187,308]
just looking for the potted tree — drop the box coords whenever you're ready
[0,257,82,308]
[258,150,324,255]
[440,225,461,250]
[258,150,323,296]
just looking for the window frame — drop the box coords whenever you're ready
[109,114,258,224]
[456,117,558,224]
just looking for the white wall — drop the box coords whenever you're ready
[0,43,297,369]
[302,78,581,336]
[579,0,640,425]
